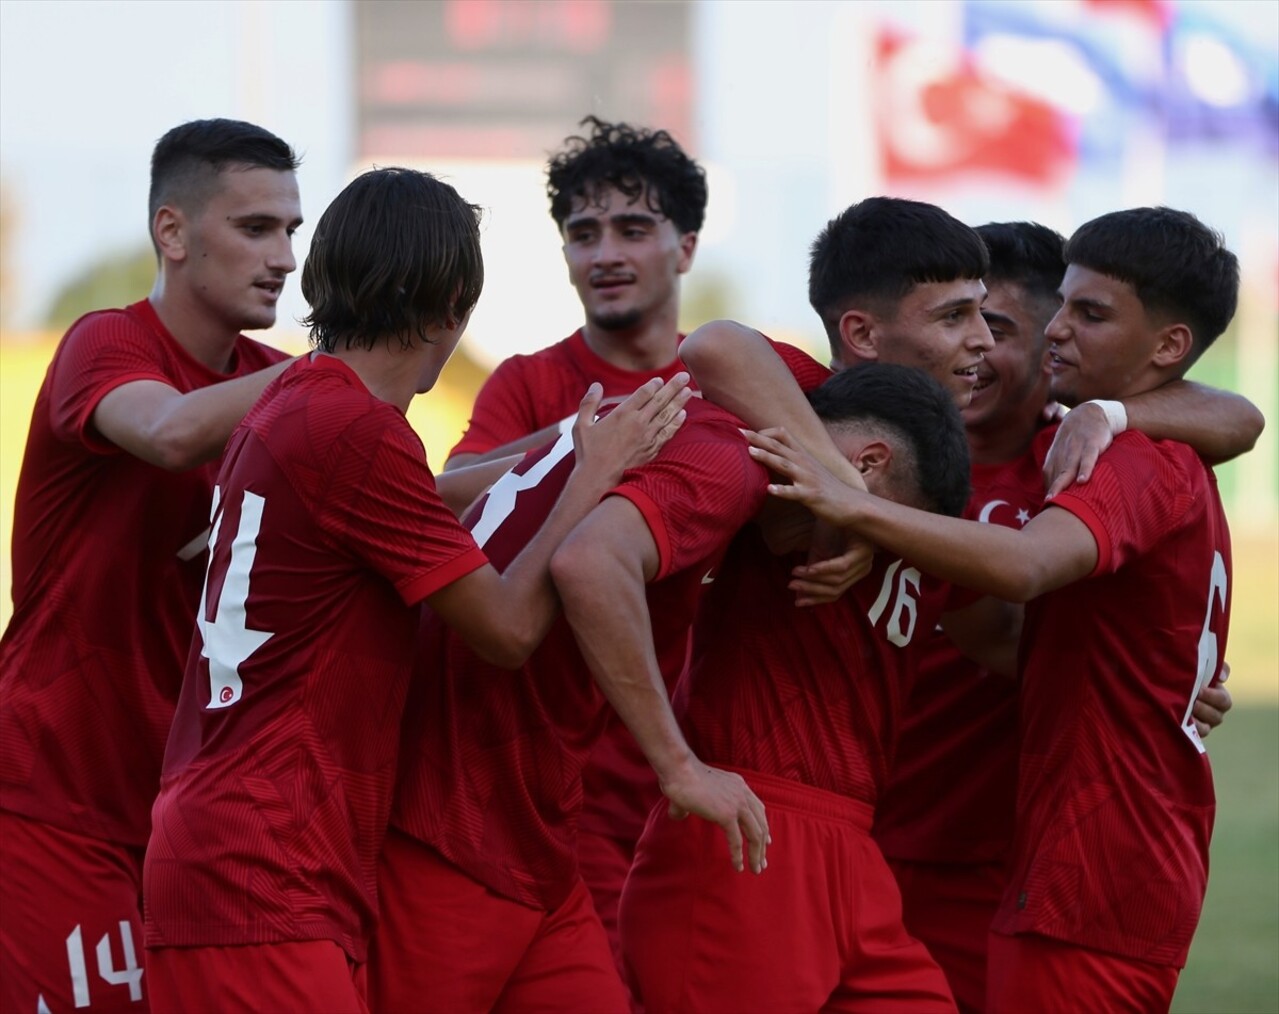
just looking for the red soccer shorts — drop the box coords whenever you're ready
[577,825,635,981]
[146,940,367,1013]
[0,809,147,1013]
[368,828,629,1013]
[888,857,1008,1014]
[986,930,1180,1014]
[620,769,957,1014]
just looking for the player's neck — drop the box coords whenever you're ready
[148,282,243,373]
[581,313,681,372]
[966,400,1045,465]
[326,342,433,415]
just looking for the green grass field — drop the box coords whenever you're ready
[1175,705,1279,1013]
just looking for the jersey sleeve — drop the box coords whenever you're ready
[47,311,176,453]
[1049,433,1199,577]
[608,416,769,579]
[322,408,488,604]
[764,337,834,393]
[449,356,545,459]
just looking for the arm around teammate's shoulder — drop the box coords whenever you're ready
[93,358,294,471]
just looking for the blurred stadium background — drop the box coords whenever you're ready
[1,1,1275,1009]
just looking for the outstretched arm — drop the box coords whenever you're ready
[94,359,295,470]
[747,427,1098,602]
[552,496,770,874]
[1045,380,1265,497]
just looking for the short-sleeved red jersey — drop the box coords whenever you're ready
[992,429,1227,968]
[144,355,487,961]
[393,398,768,910]
[0,300,287,846]
[874,449,1046,863]
[448,329,689,460]
[679,526,952,806]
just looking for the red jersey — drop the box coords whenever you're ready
[874,449,1046,863]
[144,355,487,961]
[679,527,953,806]
[0,300,286,846]
[393,398,768,910]
[992,429,1227,968]
[449,329,688,460]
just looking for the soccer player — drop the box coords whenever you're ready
[443,113,710,971]
[874,221,1254,1013]
[444,115,705,469]
[0,118,302,1014]
[615,363,982,1012]
[142,167,690,1011]
[747,207,1244,1013]
[372,392,773,1012]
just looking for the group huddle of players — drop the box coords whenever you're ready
[0,115,1262,1014]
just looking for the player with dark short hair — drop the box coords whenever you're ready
[748,206,1253,1013]
[142,166,689,1011]
[620,363,974,1012]
[1,117,303,1014]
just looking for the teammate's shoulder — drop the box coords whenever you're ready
[61,301,155,343]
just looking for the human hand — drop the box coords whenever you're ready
[1193,661,1233,739]
[1043,402,1115,499]
[572,374,692,486]
[789,519,874,606]
[745,427,867,527]
[663,760,770,875]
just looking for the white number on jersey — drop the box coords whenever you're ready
[1181,550,1228,753]
[469,431,576,548]
[198,487,274,710]
[867,558,922,648]
[58,922,143,1008]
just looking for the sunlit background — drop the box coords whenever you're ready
[1,1,1276,1007]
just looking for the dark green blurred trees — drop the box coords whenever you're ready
[44,245,155,331]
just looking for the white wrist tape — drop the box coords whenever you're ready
[1084,399,1128,435]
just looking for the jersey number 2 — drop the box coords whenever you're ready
[198,487,273,710]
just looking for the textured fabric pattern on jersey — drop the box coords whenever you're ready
[992,429,1227,967]
[1,810,147,1014]
[876,450,1046,865]
[393,398,768,910]
[146,356,486,961]
[449,329,689,459]
[0,300,287,846]
[679,527,950,807]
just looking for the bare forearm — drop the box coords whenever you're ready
[1124,380,1264,463]
[444,424,561,472]
[848,496,1091,602]
[435,454,523,516]
[682,321,859,483]
[554,546,695,784]
[96,357,294,470]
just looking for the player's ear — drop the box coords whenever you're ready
[1151,322,1195,371]
[676,231,698,275]
[153,205,188,264]
[852,439,892,478]
[838,309,878,363]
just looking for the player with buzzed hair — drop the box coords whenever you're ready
[748,206,1253,1013]
[1,116,302,1013]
